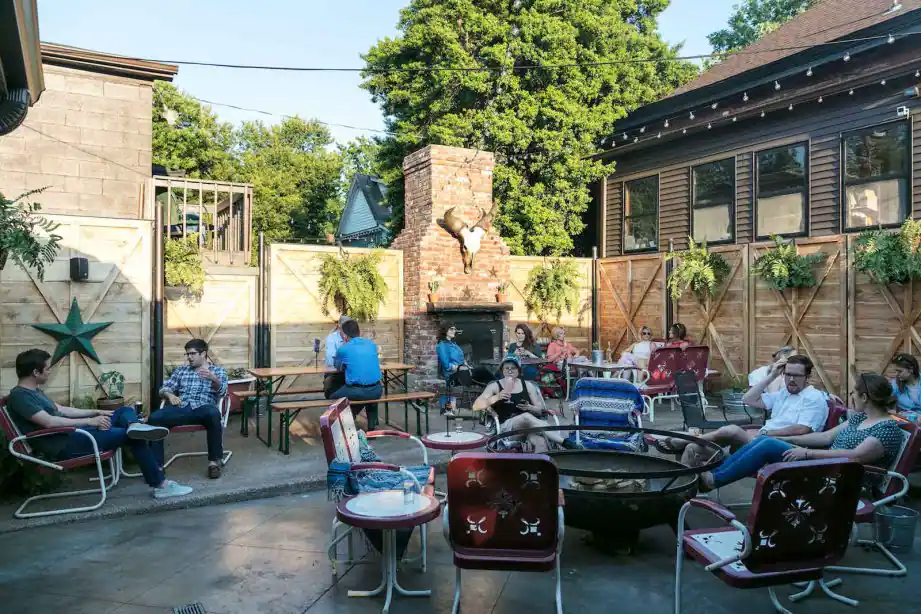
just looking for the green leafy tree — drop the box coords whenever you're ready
[707,0,819,58]
[152,82,237,179]
[235,118,344,246]
[362,0,696,256]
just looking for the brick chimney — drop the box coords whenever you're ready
[391,145,512,377]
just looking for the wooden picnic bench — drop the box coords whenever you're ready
[270,391,437,454]
[233,387,325,439]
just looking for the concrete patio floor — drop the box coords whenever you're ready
[0,477,919,614]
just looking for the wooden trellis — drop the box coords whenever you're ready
[598,254,666,355]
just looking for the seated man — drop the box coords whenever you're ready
[150,339,228,479]
[749,345,795,394]
[331,320,383,426]
[664,354,829,466]
[6,349,192,499]
[323,315,351,399]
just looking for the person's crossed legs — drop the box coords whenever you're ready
[148,403,225,479]
[667,424,757,467]
[501,412,567,453]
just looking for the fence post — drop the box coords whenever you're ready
[257,231,269,368]
[151,199,164,406]
[665,238,675,334]
[592,246,599,347]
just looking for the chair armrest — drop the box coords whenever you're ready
[9,427,101,471]
[689,498,737,523]
[864,466,910,507]
[485,409,501,434]
[351,462,401,471]
[442,503,451,543]
[365,431,429,466]
[681,498,751,572]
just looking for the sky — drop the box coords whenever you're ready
[35,0,740,144]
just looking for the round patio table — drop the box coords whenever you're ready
[421,430,489,455]
[337,490,441,614]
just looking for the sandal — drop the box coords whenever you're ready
[652,437,687,455]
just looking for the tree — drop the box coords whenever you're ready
[707,0,819,57]
[362,0,695,256]
[338,136,384,193]
[235,117,344,245]
[152,82,237,179]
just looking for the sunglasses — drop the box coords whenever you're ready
[641,330,652,336]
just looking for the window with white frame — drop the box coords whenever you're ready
[843,122,910,230]
[623,175,658,251]
[692,158,735,243]
[756,143,808,238]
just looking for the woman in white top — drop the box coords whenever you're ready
[618,326,658,368]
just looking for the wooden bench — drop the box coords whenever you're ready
[270,391,437,454]
[236,387,325,440]
[231,386,324,399]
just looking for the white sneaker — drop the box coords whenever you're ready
[153,480,193,499]
[127,423,169,441]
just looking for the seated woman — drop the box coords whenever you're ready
[436,322,474,387]
[890,353,921,416]
[546,326,580,364]
[697,373,905,492]
[506,323,544,380]
[473,356,567,452]
[618,325,657,368]
[665,322,690,350]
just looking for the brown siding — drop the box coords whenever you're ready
[659,168,690,252]
[810,135,839,235]
[736,153,753,243]
[605,177,622,257]
[914,117,921,219]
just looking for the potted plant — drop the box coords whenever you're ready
[524,259,581,325]
[317,248,388,320]
[428,279,441,303]
[721,374,748,413]
[227,367,255,414]
[591,342,604,364]
[665,238,731,300]
[0,189,62,280]
[164,233,205,300]
[96,370,126,411]
[751,235,826,290]
[496,281,509,303]
[853,219,921,285]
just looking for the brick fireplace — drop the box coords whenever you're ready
[391,145,512,377]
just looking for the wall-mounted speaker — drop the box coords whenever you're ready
[69,257,89,282]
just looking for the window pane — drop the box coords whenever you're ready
[693,159,734,207]
[844,123,909,182]
[845,179,908,228]
[625,176,658,216]
[624,215,657,251]
[758,145,806,196]
[693,205,732,243]
[757,193,805,236]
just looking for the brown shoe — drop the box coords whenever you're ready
[208,463,221,479]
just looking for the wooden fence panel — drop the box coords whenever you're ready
[0,215,151,405]
[597,254,666,356]
[268,244,403,391]
[675,244,749,380]
[750,236,847,395]
[506,256,593,349]
[165,268,258,373]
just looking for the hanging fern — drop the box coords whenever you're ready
[164,233,205,295]
[524,259,581,323]
[318,249,388,321]
[853,219,921,285]
[0,189,61,280]
[751,235,827,291]
[665,238,731,300]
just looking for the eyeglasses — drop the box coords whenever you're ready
[784,372,807,380]
[641,331,652,336]
[184,351,200,357]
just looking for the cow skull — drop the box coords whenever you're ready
[441,202,498,274]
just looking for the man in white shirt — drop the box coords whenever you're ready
[323,315,351,398]
[749,346,795,394]
[666,354,829,466]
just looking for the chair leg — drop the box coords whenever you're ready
[768,587,794,614]
[15,452,110,519]
[452,567,462,614]
[555,553,563,614]
[421,523,428,572]
[789,578,857,608]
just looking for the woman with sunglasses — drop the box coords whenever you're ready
[697,373,904,492]
[890,353,921,415]
[617,326,657,370]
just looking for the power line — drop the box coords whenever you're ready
[192,97,394,135]
[141,30,921,73]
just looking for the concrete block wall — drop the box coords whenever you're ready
[0,65,152,218]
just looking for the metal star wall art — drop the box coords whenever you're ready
[32,298,113,365]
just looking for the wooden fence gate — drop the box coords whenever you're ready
[597,254,667,356]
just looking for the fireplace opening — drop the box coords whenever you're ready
[454,319,501,365]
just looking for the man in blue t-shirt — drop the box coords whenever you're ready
[331,320,383,426]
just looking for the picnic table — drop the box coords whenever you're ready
[246,362,415,451]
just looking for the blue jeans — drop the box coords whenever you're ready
[148,404,224,464]
[331,383,382,427]
[57,406,165,488]
[711,437,794,488]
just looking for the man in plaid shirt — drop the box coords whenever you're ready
[150,339,228,479]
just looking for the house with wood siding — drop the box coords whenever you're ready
[336,174,391,247]
[598,0,921,256]
[593,0,921,396]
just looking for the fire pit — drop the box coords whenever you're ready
[488,425,726,554]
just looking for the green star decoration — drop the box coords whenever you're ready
[32,298,113,365]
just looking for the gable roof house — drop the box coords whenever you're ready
[336,174,391,247]
[598,0,921,257]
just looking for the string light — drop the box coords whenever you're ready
[711,102,718,109]
[881,79,887,85]
[774,81,781,90]
[760,110,766,118]
[743,92,749,102]
[888,34,896,44]
[633,136,639,143]
[849,89,855,95]
[732,116,737,122]
[640,126,646,133]
[818,96,824,103]
[663,120,669,128]
[623,133,628,140]
[707,122,712,129]
[689,111,695,120]
[843,52,851,62]
[806,67,813,77]
[682,128,687,134]
[657,132,662,138]
[788,103,794,110]
[916,70,920,77]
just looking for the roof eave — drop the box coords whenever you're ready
[40,42,179,82]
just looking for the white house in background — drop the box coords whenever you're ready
[336,174,391,247]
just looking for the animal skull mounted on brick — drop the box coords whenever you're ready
[441,201,499,274]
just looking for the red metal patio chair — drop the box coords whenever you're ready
[675,458,864,613]
[121,395,232,478]
[319,398,435,577]
[0,397,121,519]
[443,452,564,614]
[637,346,680,421]
[825,420,920,577]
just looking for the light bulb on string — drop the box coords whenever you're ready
[682,128,687,134]
[707,122,712,129]
[732,117,737,122]
[640,126,646,133]
[633,137,638,143]
[844,52,851,62]
[818,96,823,103]
[806,67,813,77]
[689,111,695,120]
[664,120,669,128]
[881,79,887,85]
[760,110,766,118]
[916,70,920,77]
[788,104,794,111]
[623,133,628,140]
[849,89,855,95]
[711,102,718,109]
[774,81,781,90]
[743,92,749,102]
[888,34,895,44]
[657,133,661,139]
